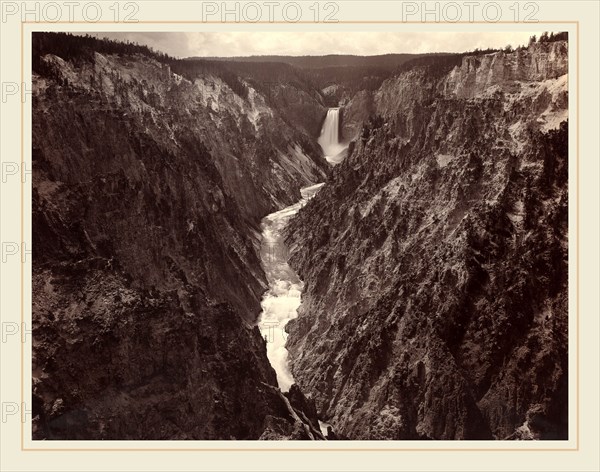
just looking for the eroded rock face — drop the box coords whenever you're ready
[440,41,568,99]
[340,90,375,142]
[285,41,568,440]
[32,35,326,439]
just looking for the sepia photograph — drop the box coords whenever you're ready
[30,29,569,441]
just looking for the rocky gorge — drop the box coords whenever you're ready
[32,33,327,439]
[32,32,569,441]
[285,39,569,440]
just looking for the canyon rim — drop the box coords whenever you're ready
[31,31,569,441]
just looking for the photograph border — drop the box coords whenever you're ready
[21,19,579,453]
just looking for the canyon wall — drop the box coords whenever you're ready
[285,40,569,440]
[32,33,326,439]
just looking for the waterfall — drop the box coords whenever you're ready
[318,107,347,165]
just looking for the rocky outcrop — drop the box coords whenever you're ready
[32,264,293,439]
[340,90,374,142]
[285,40,569,440]
[35,49,329,224]
[32,33,326,439]
[441,41,568,99]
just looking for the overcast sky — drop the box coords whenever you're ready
[88,31,543,58]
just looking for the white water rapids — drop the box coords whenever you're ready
[258,107,346,394]
[258,183,324,391]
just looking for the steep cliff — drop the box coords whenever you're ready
[285,40,569,440]
[32,33,326,439]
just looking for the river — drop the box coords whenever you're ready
[258,107,346,393]
[258,182,324,391]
